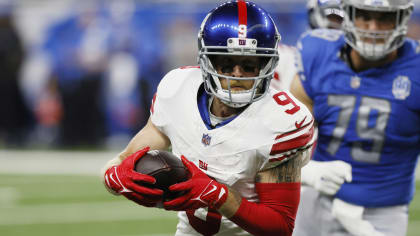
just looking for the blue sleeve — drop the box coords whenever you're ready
[296,30,320,99]
[402,39,420,111]
[295,29,344,100]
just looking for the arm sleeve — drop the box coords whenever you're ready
[295,30,320,100]
[229,182,300,236]
[261,105,316,171]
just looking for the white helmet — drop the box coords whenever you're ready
[342,0,414,60]
[308,0,344,29]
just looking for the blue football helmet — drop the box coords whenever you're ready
[198,0,280,108]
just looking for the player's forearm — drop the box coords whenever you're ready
[219,156,303,235]
[101,118,170,193]
[218,188,242,218]
[223,183,300,236]
[121,118,170,160]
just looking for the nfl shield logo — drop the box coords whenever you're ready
[392,76,411,100]
[201,133,211,146]
[350,76,361,89]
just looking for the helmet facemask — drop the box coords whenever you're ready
[342,1,413,60]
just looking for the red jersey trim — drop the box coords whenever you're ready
[275,119,314,140]
[269,126,315,156]
[150,93,157,114]
[180,65,200,69]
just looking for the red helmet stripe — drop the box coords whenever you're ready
[237,0,247,26]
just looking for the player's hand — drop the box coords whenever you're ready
[301,160,352,195]
[104,147,164,207]
[332,198,385,236]
[163,155,228,211]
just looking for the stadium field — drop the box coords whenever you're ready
[0,151,419,236]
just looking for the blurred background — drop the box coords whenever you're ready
[1,0,420,150]
[0,0,420,235]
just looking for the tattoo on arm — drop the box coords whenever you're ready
[255,153,303,183]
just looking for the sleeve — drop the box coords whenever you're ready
[259,93,317,171]
[150,91,167,133]
[295,30,320,100]
[150,67,195,132]
[406,46,420,111]
[296,29,343,100]
[230,182,300,236]
[149,69,180,132]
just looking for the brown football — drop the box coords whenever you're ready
[134,150,188,201]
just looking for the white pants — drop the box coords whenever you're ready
[293,186,408,236]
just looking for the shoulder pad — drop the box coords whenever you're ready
[260,89,313,135]
[156,66,201,100]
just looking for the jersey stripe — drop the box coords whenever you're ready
[150,93,157,114]
[270,126,315,156]
[237,0,247,26]
[275,119,314,140]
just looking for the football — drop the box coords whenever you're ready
[134,150,189,201]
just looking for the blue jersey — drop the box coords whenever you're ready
[298,29,420,207]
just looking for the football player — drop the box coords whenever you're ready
[101,1,315,235]
[290,0,419,235]
[272,0,344,91]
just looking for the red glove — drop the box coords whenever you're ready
[164,155,228,211]
[104,147,163,207]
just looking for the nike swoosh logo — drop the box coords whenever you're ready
[295,116,307,129]
[217,187,226,201]
[109,172,120,187]
[113,168,132,193]
[202,185,218,198]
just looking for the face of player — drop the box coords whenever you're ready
[213,55,260,92]
[354,9,397,44]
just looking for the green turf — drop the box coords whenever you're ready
[0,174,178,236]
[408,182,420,236]
[0,174,419,236]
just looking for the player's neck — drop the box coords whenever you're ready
[210,97,245,118]
[349,49,398,72]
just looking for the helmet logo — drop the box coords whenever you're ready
[238,24,247,38]
[363,0,390,7]
[392,76,411,100]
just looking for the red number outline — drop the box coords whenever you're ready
[273,91,300,115]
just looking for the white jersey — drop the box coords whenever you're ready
[271,44,299,91]
[150,66,315,236]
